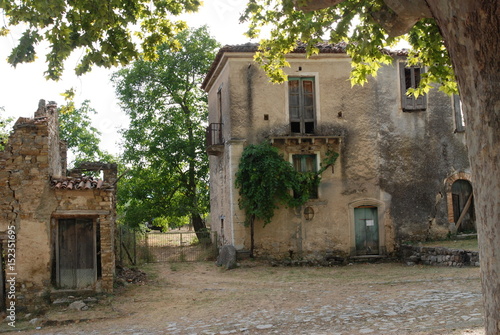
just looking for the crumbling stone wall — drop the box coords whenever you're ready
[0,100,117,312]
[400,244,479,267]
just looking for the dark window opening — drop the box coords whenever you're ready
[291,122,301,133]
[96,220,102,279]
[305,122,315,134]
[217,84,223,123]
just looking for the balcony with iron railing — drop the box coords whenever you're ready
[206,123,224,156]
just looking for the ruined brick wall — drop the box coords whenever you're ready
[0,101,117,312]
[52,185,116,292]
[0,105,60,311]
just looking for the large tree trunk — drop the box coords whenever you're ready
[301,1,499,332]
[426,2,500,333]
[192,213,208,241]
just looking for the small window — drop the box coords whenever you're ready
[399,63,427,112]
[292,154,318,199]
[217,84,223,123]
[453,94,465,132]
[289,77,316,134]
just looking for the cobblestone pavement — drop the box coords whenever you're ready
[19,262,484,335]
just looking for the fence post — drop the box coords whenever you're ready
[119,225,123,264]
[133,230,137,265]
[145,232,149,263]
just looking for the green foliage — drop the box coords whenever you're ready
[0,107,14,151]
[58,92,113,165]
[151,217,169,232]
[113,26,219,229]
[235,142,338,226]
[149,216,189,231]
[241,0,457,95]
[0,0,201,80]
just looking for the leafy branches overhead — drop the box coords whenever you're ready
[241,0,457,95]
[235,142,338,226]
[0,0,201,80]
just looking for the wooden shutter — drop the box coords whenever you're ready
[289,77,316,133]
[454,94,465,132]
[400,64,427,111]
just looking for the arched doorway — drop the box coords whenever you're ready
[451,180,476,233]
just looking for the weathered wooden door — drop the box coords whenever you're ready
[451,180,476,233]
[57,219,96,289]
[354,206,379,255]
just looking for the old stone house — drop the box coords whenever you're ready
[0,100,116,311]
[203,43,473,261]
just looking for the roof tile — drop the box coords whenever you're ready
[51,176,108,190]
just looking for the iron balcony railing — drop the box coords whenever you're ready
[206,123,224,147]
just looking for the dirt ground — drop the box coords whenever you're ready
[12,260,485,335]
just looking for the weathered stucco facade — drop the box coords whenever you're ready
[203,44,472,261]
[0,101,116,312]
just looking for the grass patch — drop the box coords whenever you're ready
[405,237,478,251]
[420,238,478,251]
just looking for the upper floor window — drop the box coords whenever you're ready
[399,63,427,112]
[217,84,223,123]
[453,94,465,132]
[292,154,318,199]
[289,77,315,134]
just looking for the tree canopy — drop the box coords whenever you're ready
[58,93,114,166]
[0,0,201,80]
[241,0,457,96]
[112,26,219,233]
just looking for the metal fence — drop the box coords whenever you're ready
[118,226,218,265]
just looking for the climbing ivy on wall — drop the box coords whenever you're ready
[235,142,339,227]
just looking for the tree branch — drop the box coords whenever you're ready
[297,0,433,37]
[296,0,344,12]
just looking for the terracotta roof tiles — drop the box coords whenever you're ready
[51,176,107,190]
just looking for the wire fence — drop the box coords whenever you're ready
[118,226,218,265]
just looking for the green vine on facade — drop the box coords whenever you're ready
[235,142,339,227]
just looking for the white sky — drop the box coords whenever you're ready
[0,1,252,155]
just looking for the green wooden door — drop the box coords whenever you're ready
[354,206,379,255]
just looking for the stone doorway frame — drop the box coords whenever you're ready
[348,198,387,256]
[444,172,473,226]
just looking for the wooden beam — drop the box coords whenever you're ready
[53,210,110,216]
